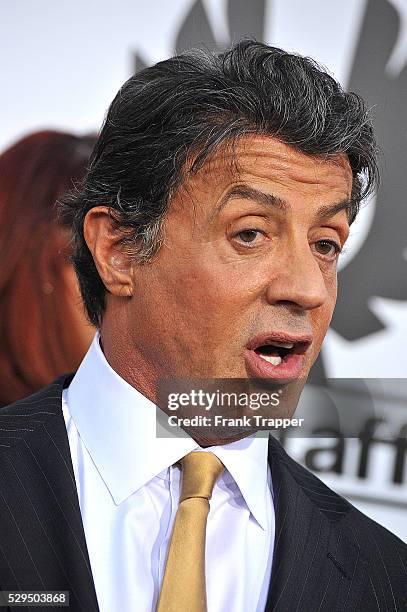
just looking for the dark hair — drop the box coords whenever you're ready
[60,40,378,327]
[0,130,96,405]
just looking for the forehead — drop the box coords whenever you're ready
[179,135,353,210]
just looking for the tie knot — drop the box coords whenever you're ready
[180,452,224,502]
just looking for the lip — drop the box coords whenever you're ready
[247,331,313,351]
[245,331,313,382]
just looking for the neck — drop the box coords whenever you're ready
[99,321,161,404]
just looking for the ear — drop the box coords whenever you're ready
[83,206,134,297]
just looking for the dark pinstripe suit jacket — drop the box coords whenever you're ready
[0,376,406,612]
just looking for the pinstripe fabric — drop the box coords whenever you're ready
[0,376,99,612]
[0,376,406,612]
[266,437,407,611]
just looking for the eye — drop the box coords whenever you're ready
[234,229,264,244]
[314,239,341,258]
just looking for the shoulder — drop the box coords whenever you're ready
[342,500,407,562]
[0,374,74,448]
[0,376,67,415]
[269,434,407,554]
[269,434,407,605]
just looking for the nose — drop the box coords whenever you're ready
[265,241,331,310]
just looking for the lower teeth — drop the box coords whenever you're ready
[258,354,282,366]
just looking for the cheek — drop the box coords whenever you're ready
[142,261,259,364]
[311,289,337,343]
[161,250,261,315]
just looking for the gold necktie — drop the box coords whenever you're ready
[157,452,224,612]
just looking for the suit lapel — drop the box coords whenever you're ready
[0,378,99,611]
[265,436,369,611]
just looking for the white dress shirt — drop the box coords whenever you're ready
[62,334,275,612]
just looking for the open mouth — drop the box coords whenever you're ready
[245,333,312,380]
[254,341,296,366]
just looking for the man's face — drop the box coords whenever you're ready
[118,135,352,386]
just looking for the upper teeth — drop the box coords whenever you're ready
[269,341,294,349]
[259,354,282,366]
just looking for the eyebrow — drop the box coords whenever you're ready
[211,185,352,221]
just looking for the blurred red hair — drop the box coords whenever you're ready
[0,130,96,405]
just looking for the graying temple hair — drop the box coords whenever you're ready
[60,40,378,326]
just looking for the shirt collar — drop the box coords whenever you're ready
[207,435,272,530]
[67,333,271,529]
